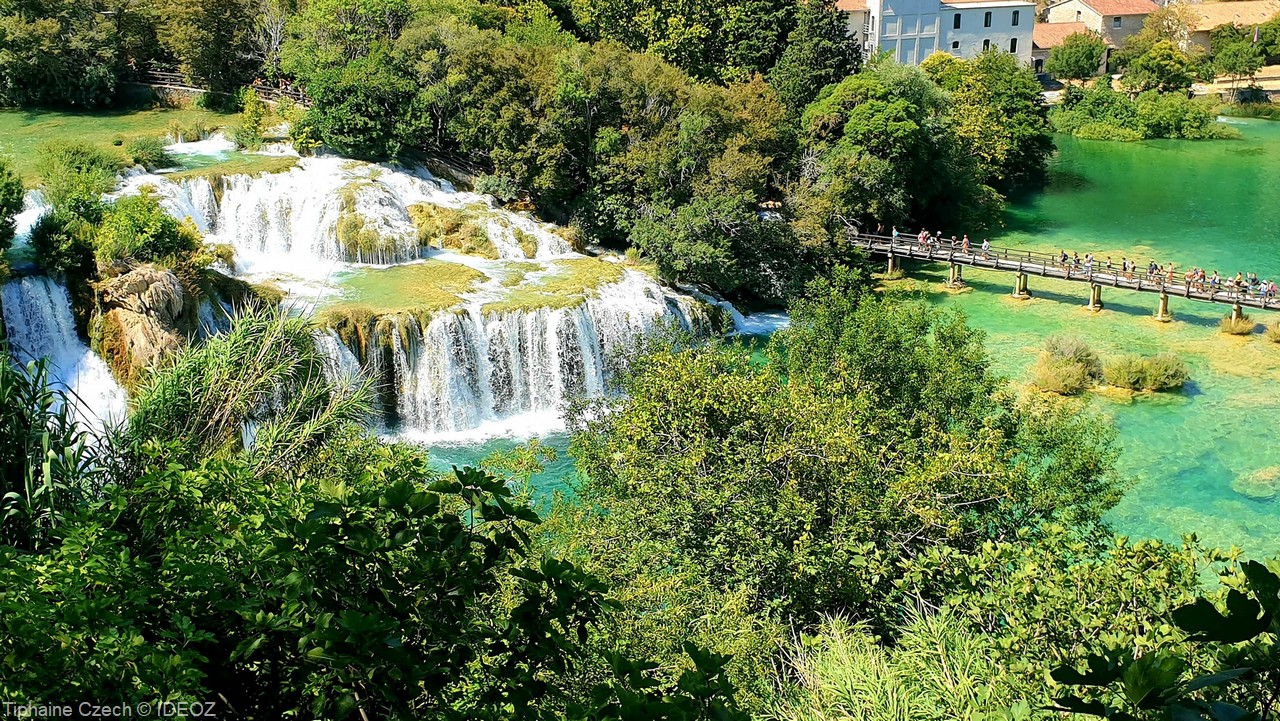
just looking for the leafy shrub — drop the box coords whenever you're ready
[235,87,267,149]
[1032,336,1101,395]
[94,193,201,266]
[1074,122,1144,142]
[0,157,23,252]
[166,119,210,143]
[1050,84,1237,141]
[1103,352,1189,391]
[475,173,522,203]
[1141,352,1190,390]
[34,141,120,221]
[29,210,96,276]
[1218,102,1280,121]
[286,110,322,156]
[1101,354,1145,390]
[1219,314,1257,335]
[125,136,175,170]
[1045,335,1102,377]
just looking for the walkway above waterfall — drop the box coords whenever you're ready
[850,233,1280,313]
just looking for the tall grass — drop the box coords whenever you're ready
[121,309,372,472]
[1102,353,1189,391]
[1266,322,1280,344]
[0,355,101,551]
[125,136,174,170]
[1219,314,1257,336]
[1031,335,1100,395]
[776,611,1039,721]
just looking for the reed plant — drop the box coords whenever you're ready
[1219,314,1257,335]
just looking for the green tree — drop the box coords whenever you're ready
[629,191,801,300]
[93,192,201,266]
[154,0,257,92]
[562,268,1122,628]
[0,157,23,254]
[1214,40,1264,96]
[1124,40,1194,93]
[768,0,861,112]
[0,0,125,107]
[1114,4,1197,69]
[922,50,1053,192]
[306,48,414,158]
[792,63,999,236]
[1045,31,1107,83]
[564,0,797,81]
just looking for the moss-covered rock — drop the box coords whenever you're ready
[92,265,187,389]
[407,202,497,259]
[482,258,625,314]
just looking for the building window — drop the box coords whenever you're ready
[1009,37,1018,52]
[984,11,992,27]
[953,12,961,28]
[1112,16,1122,27]
[983,38,990,50]
[1076,10,1082,21]
[1011,9,1019,25]
[952,40,960,49]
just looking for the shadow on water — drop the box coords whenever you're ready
[1045,168,1092,193]
[898,265,1231,330]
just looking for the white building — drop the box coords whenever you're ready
[838,0,1035,65]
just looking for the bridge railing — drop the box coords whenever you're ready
[847,231,1280,310]
[131,69,310,106]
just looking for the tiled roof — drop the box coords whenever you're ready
[1187,0,1280,30]
[836,0,869,11]
[1079,0,1159,15]
[1034,21,1093,48]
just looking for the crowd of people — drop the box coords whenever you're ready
[877,226,1278,305]
[1052,251,1279,304]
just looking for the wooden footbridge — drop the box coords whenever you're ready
[851,233,1279,320]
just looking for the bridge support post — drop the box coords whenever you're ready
[1155,292,1172,322]
[1231,303,1244,322]
[1086,284,1104,312]
[1011,272,1031,300]
[947,263,962,288]
[887,254,899,275]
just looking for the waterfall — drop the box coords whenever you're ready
[13,190,50,249]
[330,270,708,441]
[123,157,574,276]
[1,277,128,432]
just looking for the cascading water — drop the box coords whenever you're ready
[115,152,734,440]
[123,156,574,276]
[1,276,128,431]
[329,269,711,441]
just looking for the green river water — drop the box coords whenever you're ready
[433,117,1280,552]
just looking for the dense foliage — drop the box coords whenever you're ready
[0,314,753,719]
[1050,83,1237,141]
[543,268,1132,706]
[1,0,1054,304]
[1045,31,1107,83]
[0,155,23,277]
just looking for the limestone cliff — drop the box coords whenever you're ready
[91,264,277,389]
